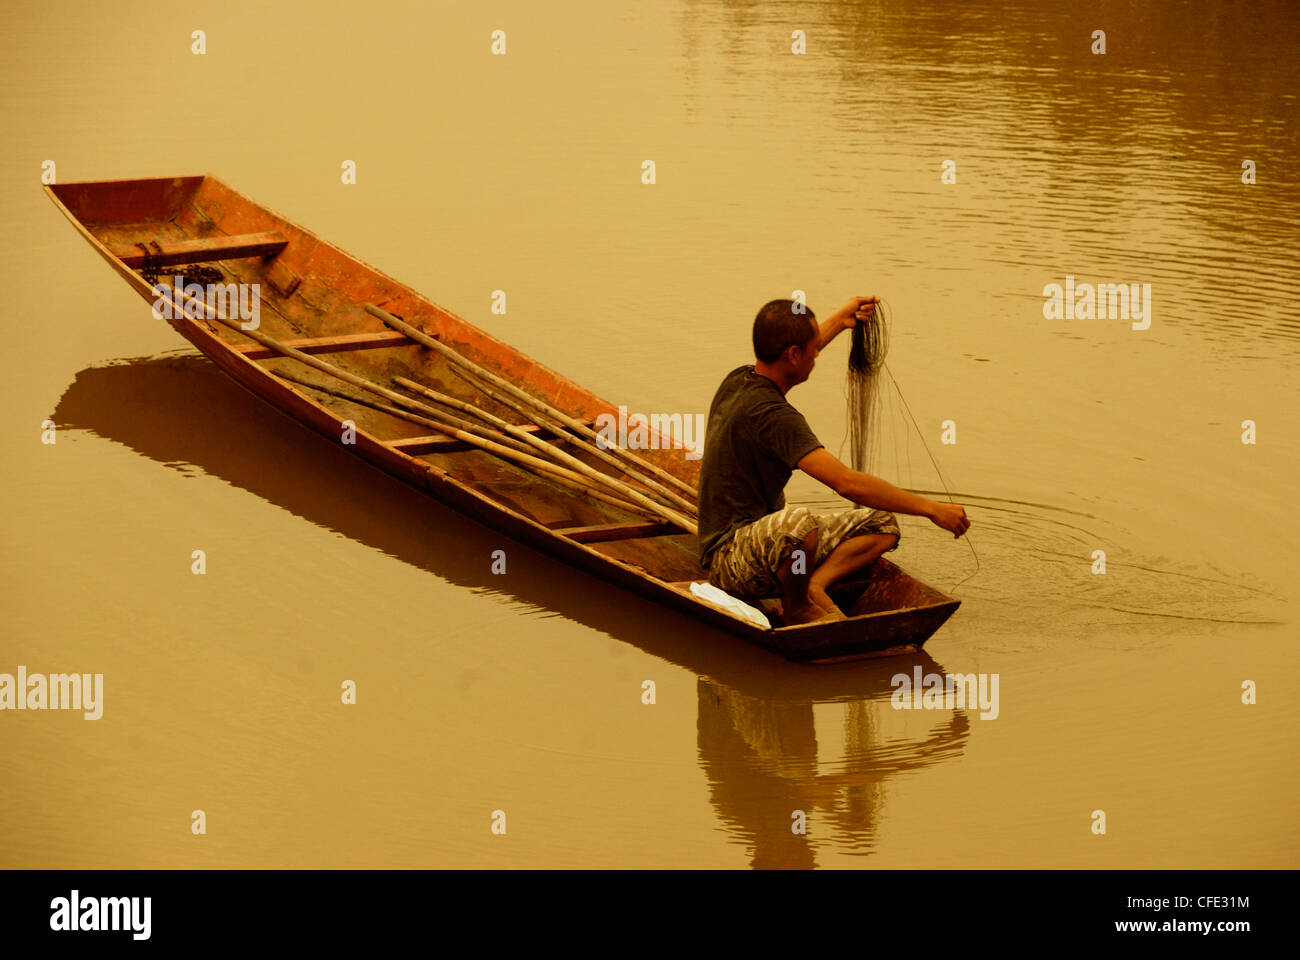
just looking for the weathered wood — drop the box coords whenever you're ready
[368,304,700,503]
[233,330,415,360]
[389,422,550,454]
[271,371,655,517]
[46,174,964,663]
[444,362,699,516]
[386,419,594,455]
[521,467,660,519]
[265,257,301,297]
[210,326,665,519]
[386,435,462,453]
[111,231,287,267]
[555,521,679,543]
[394,375,697,535]
[270,370,542,458]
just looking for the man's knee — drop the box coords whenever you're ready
[816,531,897,575]
[778,526,819,582]
[858,531,899,557]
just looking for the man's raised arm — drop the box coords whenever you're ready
[797,448,971,538]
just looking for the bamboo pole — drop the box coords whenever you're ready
[443,362,699,516]
[271,368,537,457]
[365,304,700,502]
[166,288,666,522]
[394,375,697,534]
[518,464,663,519]
[274,373,660,517]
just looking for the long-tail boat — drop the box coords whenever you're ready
[45,175,960,663]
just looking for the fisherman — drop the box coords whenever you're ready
[697,298,971,625]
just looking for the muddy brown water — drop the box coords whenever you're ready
[2,0,1296,867]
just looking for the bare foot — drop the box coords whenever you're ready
[783,602,830,626]
[784,602,850,625]
[811,594,840,616]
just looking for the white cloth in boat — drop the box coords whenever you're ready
[688,582,772,629]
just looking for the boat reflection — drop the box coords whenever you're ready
[54,354,973,868]
[698,651,969,868]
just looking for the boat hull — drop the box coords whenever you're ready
[45,175,961,663]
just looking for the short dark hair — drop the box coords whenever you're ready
[753,299,817,363]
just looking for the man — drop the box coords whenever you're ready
[697,297,971,625]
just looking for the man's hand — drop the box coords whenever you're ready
[927,501,971,538]
[798,448,970,537]
[831,296,880,329]
[816,296,881,350]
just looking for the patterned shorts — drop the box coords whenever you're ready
[707,505,901,599]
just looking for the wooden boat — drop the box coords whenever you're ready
[45,175,960,663]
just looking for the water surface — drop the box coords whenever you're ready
[1,0,1296,867]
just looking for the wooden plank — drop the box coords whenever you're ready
[232,330,416,360]
[49,176,205,225]
[265,257,301,297]
[111,231,288,267]
[387,418,597,454]
[554,521,679,543]
[389,436,465,453]
[389,422,549,454]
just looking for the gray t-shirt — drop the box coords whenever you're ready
[697,365,824,568]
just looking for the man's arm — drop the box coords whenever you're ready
[797,447,971,537]
[815,296,880,351]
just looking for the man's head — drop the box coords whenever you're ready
[753,299,820,390]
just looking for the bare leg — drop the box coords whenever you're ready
[807,533,899,613]
[776,527,825,625]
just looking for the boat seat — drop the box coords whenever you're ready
[234,331,416,360]
[111,231,288,268]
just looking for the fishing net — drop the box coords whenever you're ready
[844,301,889,474]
